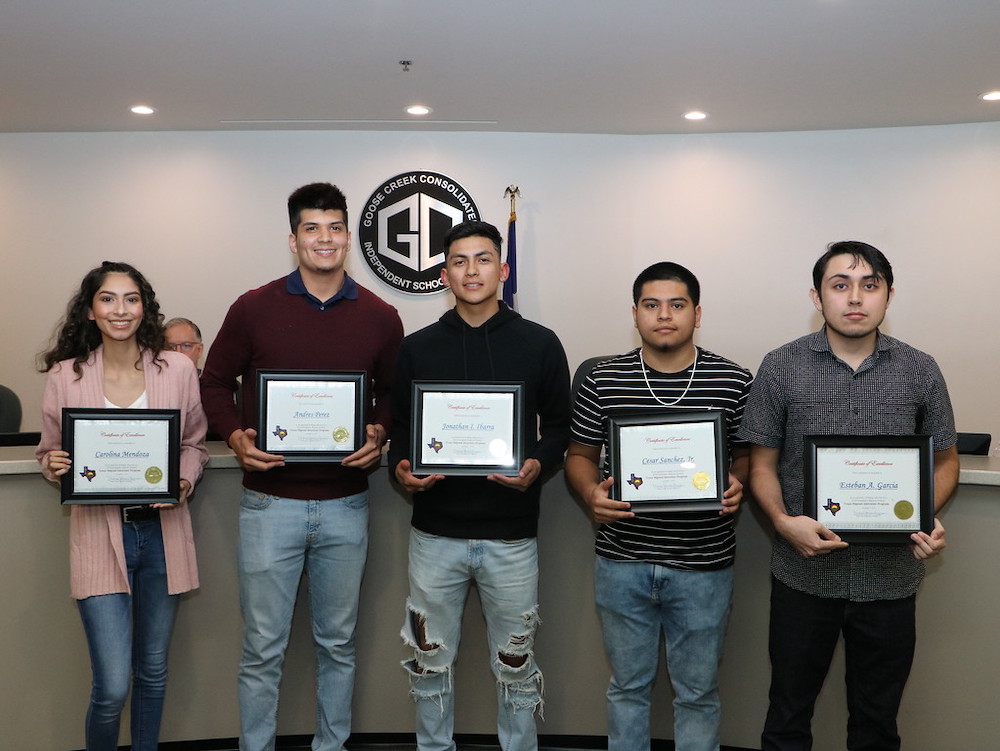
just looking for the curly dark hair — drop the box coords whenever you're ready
[40,261,166,377]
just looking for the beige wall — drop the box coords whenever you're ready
[2,123,998,748]
[2,456,997,750]
[2,124,999,449]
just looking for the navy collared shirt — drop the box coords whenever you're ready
[286,269,359,311]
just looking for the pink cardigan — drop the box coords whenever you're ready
[37,348,209,598]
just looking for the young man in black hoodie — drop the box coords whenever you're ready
[389,220,571,751]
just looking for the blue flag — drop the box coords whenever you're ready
[503,209,518,308]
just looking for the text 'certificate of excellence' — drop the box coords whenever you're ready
[61,408,180,504]
[609,411,727,512]
[412,382,524,476]
[804,435,933,542]
[256,370,366,462]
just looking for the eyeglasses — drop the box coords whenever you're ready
[165,341,201,352]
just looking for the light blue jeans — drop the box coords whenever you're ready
[402,528,543,751]
[237,490,369,751]
[77,514,179,751]
[594,556,733,751]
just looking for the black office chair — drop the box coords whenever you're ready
[572,355,615,400]
[0,384,22,433]
[0,385,37,446]
[956,432,991,456]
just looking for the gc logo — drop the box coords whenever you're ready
[358,171,481,295]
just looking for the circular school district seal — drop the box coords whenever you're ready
[332,426,350,444]
[357,171,481,295]
[894,500,915,520]
[144,466,163,484]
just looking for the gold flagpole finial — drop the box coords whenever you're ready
[504,185,520,214]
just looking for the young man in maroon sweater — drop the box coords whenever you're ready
[201,183,403,751]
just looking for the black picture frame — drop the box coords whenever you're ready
[608,411,728,512]
[803,434,934,543]
[411,381,524,477]
[61,408,181,505]
[255,369,367,462]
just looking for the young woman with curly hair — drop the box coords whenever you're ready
[37,261,208,751]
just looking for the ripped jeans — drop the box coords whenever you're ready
[402,528,542,751]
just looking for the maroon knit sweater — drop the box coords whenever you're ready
[201,275,402,500]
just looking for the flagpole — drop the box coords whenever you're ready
[503,185,520,309]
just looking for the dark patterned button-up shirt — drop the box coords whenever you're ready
[739,328,956,601]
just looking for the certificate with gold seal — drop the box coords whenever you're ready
[60,408,181,505]
[804,435,934,542]
[608,411,728,512]
[411,382,524,476]
[255,370,366,462]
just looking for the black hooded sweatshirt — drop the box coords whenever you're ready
[388,303,571,539]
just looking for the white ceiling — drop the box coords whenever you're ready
[4,0,1000,135]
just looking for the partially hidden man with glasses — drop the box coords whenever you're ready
[164,317,204,373]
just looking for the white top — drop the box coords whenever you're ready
[104,391,149,409]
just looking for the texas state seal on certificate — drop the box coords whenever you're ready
[803,434,934,542]
[608,411,728,512]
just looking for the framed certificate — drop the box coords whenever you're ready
[256,370,366,462]
[804,435,934,543]
[411,382,524,476]
[608,411,728,512]
[61,408,180,505]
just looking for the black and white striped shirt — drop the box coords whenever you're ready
[572,347,753,570]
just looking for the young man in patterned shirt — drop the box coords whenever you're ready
[566,261,753,751]
[739,241,959,751]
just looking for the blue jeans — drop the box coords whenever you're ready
[237,490,369,751]
[77,514,179,751]
[402,528,543,751]
[761,578,916,751]
[594,557,733,751]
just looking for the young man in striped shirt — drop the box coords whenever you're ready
[565,261,753,751]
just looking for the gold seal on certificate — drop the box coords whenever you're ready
[803,435,934,542]
[692,472,712,491]
[255,370,367,462]
[411,381,525,477]
[60,408,182,505]
[608,411,728,512]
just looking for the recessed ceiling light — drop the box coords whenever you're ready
[684,110,708,121]
[406,104,432,116]
[130,105,156,115]
[979,91,1000,102]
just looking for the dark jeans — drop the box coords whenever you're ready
[761,577,916,751]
